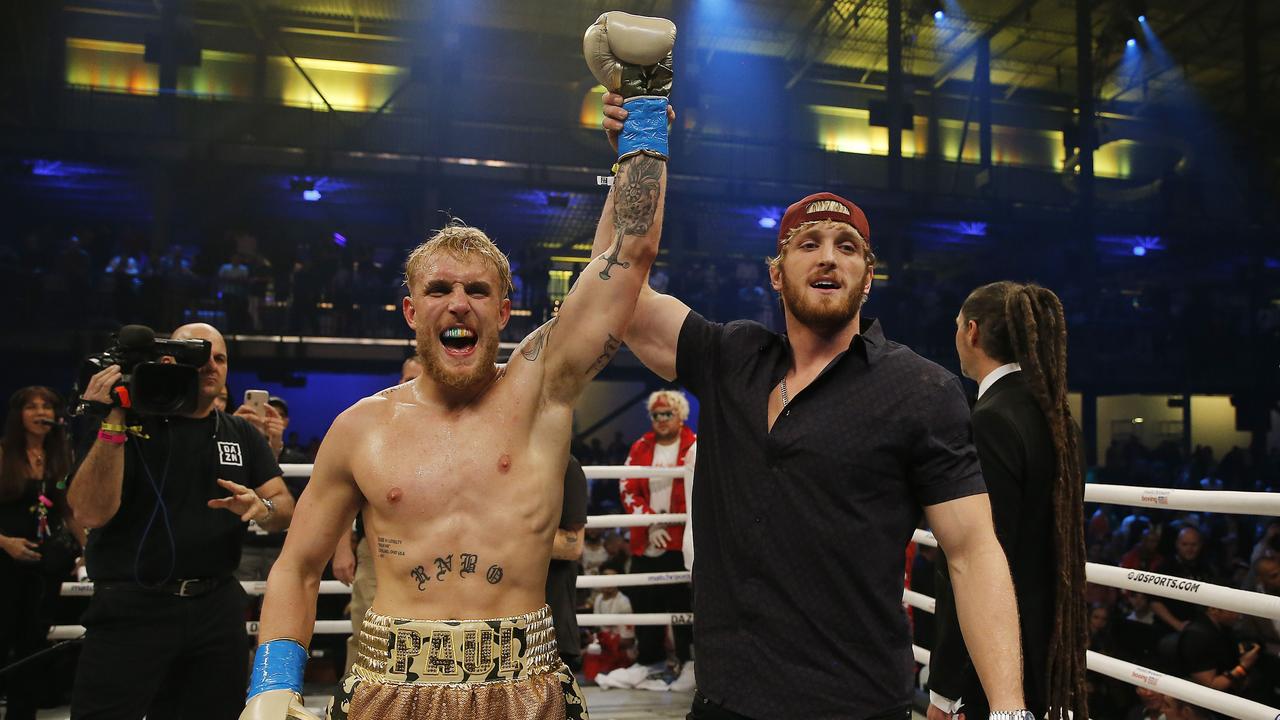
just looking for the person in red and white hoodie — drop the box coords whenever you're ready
[621,389,696,685]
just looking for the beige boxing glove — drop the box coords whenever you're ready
[583,11,676,159]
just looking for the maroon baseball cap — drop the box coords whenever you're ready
[776,192,871,252]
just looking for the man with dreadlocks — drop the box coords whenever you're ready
[929,281,1089,720]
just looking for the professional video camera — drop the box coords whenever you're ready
[74,325,212,416]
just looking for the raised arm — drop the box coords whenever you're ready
[600,92,689,382]
[244,411,364,718]
[533,12,678,403]
[538,155,667,406]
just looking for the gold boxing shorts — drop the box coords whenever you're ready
[329,605,588,720]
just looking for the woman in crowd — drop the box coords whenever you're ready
[0,387,80,720]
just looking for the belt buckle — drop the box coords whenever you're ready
[176,579,199,597]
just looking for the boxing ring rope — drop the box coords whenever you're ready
[911,531,1280,621]
[51,464,1280,717]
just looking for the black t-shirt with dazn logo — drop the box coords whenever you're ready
[82,411,281,583]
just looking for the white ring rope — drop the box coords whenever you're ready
[1084,483,1280,516]
[586,512,688,528]
[575,571,691,588]
[911,529,1280,621]
[1086,650,1280,720]
[1086,563,1280,620]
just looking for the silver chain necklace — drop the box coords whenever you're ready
[780,375,791,409]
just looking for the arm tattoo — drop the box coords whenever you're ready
[519,317,557,362]
[585,333,622,376]
[563,531,578,544]
[600,155,663,280]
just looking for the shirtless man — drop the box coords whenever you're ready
[242,12,675,720]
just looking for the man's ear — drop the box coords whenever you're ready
[403,295,416,330]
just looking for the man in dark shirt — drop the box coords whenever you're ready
[1178,606,1260,695]
[547,455,589,671]
[68,323,295,719]
[1152,525,1219,632]
[600,105,1031,720]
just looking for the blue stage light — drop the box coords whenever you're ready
[758,217,778,229]
[1132,245,1146,256]
[1126,38,1137,48]
[333,232,347,247]
[1137,14,1146,23]
[934,10,944,20]
[302,189,322,202]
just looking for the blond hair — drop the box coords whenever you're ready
[404,220,514,298]
[646,389,690,421]
[766,220,876,271]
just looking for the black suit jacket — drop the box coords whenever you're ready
[929,371,1057,718]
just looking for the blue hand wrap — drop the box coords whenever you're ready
[247,638,307,699]
[618,96,670,160]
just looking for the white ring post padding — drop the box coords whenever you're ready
[576,571,691,588]
[280,463,312,478]
[902,588,937,615]
[1084,483,1280,516]
[1086,563,1280,620]
[585,512,688,528]
[912,644,931,666]
[1087,650,1280,720]
[912,529,938,547]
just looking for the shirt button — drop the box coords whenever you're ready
[754,516,762,524]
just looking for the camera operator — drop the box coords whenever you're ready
[66,322,294,719]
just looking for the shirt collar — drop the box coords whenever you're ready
[773,317,887,366]
[977,363,1021,400]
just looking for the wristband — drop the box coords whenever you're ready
[97,430,126,445]
[617,96,669,161]
[1232,665,1248,679]
[100,422,128,433]
[248,638,308,699]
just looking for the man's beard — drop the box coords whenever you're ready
[417,330,499,391]
[654,426,680,443]
[780,267,867,335]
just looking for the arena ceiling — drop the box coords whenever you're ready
[145,0,1277,115]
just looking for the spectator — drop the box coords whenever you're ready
[234,394,290,582]
[1120,528,1164,571]
[1114,592,1163,667]
[590,564,638,684]
[621,390,696,685]
[267,397,309,465]
[581,530,609,575]
[1177,606,1259,694]
[0,387,80,720]
[1152,526,1219,631]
